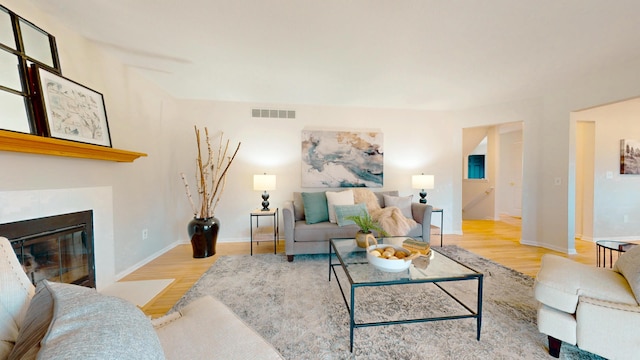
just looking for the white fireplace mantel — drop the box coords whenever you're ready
[0,187,115,289]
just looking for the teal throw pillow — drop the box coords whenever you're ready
[301,192,329,224]
[335,203,369,227]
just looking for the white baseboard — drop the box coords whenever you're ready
[520,238,577,255]
[114,241,180,281]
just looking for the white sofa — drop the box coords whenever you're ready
[534,249,640,359]
[0,236,283,360]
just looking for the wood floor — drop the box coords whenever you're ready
[123,217,600,318]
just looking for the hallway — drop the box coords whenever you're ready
[448,217,597,277]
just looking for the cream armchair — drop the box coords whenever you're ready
[534,248,640,359]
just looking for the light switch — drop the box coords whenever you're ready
[606,171,613,179]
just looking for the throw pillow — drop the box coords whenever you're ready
[293,192,305,221]
[7,281,54,360]
[326,190,355,223]
[334,203,369,227]
[0,236,34,360]
[9,280,165,360]
[376,190,399,207]
[383,194,413,219]
[301,192,329,224]
[614,245,640,303]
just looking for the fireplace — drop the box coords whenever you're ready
[0,210,95,288]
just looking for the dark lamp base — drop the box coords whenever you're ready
[261,191,270,211]
[419,190,427,204]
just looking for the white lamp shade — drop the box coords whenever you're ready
[412,174,434,190]
[253,174,276,191]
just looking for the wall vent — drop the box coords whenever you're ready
[251,108,296,119]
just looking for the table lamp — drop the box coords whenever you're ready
[253,173,276,211]
[412,173,434,204]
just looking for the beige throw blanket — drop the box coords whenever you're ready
[352,188,416,236]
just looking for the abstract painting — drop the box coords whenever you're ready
[620,139,640,174]
[301,130,383,187]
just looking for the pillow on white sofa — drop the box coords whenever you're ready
[8,280,164,360]
[614,245,640,303]
[326,190,354,223]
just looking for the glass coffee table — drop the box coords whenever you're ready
[329,237,483,352]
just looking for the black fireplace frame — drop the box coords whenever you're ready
[0,210,96,288]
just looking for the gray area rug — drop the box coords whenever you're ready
[173,246,603,359]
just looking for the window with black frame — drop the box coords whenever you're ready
[0,5,60,135]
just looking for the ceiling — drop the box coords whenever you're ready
[25,0,640,110]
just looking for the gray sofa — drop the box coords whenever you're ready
[282,190,433,262]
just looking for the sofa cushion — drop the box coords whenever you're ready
[383,194,413,218]
[293,220,359,242]
[326,190,354,223]
[9,280,164,360]
[614,245,640,303]
[0,237,35,360]
[335,203,368,227]
[301,191,329,224]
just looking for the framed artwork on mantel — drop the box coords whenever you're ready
[31,65,112,147]
[301,129,384,188]
[620,139,640,174]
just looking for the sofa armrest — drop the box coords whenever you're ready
[154,296,283,360]
[411,203,432,243]
[576,296,640,359]
[282,201,295,256]
[580,296,640,313]
[535,254,637,314]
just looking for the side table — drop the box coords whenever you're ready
[431,207,443,247]
[250,208,278,255]
[596,240,638,268]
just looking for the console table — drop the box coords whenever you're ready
[431,207,443,247]
[249,208,278,255]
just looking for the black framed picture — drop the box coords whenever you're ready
[620,139,640,174]
[31,64,111,147]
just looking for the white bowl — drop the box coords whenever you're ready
[366,244,413,272]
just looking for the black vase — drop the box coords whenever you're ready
[187,217,219,258]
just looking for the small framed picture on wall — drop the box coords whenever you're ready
[620,139,640,174]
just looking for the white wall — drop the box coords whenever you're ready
[575,99,640,240]
[452,52,640,253]
[575,121,595,240]
[166,100,457,242]
[497,128,523,218]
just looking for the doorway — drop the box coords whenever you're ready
[462,122,523,235]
